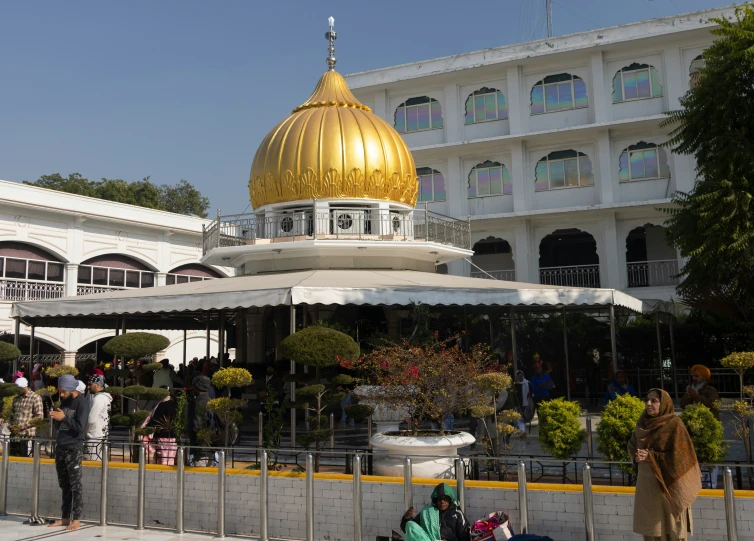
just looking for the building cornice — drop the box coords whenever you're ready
[470,198,674,223]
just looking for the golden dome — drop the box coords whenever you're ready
[248,69,417,209]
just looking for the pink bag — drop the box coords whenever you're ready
[471,511,514,541]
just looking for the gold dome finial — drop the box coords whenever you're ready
[248,22,418,210]
[326,16,337,71]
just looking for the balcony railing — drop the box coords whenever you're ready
[0,279,65,301]
[539,264,600,288]
[627,259,679,288]
[76,285,125,296]
[470,269,516,281]
[202,206,471,255]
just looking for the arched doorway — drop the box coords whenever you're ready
[539,229,600,287]
[77,254,156,295]
[471,237,515,280]
[626,225,678,287]
[0,241,65,301]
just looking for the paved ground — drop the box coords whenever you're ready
[0,515,222,541]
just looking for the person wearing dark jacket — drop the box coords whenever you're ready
[400,482,470,541]
[48,374,90,531]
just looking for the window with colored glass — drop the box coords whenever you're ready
[535,150,594,191]
[530,74,588,115]
[689,56,704,89]
[464,87,508,124]
[612,63,663,103]
[468,161,512,198]
[394,97,443,133]
[619,142,669,182]
[416,167,446,202]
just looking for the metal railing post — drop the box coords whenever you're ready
[306,453,314,541]
[517,461,528,534]
[100,443,109,526]
[454,458,465,514]
[0,439,9,516]
[586,417,594,459]
[403,457,413,511]
[26,440,43,525]
[260,450,269,541]
[217,450,226,538]
[367,416,373,475]
[583,463,595,541]
[353,455,363,541]
[258,412,264,447]
[330,413,335,449]
[176,447,185,533]
[724,467,738,541]
[136,445,146,530]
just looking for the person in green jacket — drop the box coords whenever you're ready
[400,483,470,541]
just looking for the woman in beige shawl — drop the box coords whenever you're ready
[628,388,701,540]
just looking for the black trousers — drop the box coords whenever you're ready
[55,446,84,521]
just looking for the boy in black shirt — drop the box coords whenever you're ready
[48,374,90,531]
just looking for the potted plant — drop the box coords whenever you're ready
[207,367,253,448]
[347,334,498,478]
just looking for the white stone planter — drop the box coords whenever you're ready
[370,431,476,479]
[352,385,408,433]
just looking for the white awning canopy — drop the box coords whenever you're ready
[10,269,645,329]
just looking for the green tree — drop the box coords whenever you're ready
[25,173,99,197]
[158,179,211,217]
[661,6,754,321]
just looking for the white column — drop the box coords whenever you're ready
[510,140,527,212]
[64,263,79,297]
[663,46,685,112]
[62,351,77,367]
[595,129,615,205]
[443,83,462,144]
[602,212,621,289]
[514,222,532,283]
[446,155,467,219]
[506,66,524,134]
[590,51,610,124]
[373,89,388,121]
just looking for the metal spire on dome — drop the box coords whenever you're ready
[325,16,337,71]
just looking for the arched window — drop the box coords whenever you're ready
[612,63,663,103]
[530,73,588,115]
[464,87,508,124]
[535,150,594,191]
[394,96,443,133]
[167,263,222,285]
[77,254,155,292]
[468,161,512,198]
[690,55,704,89]
[619,142,670,182]
[416,167,446,203]
[0,242,65,301]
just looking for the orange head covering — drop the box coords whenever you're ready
[691,364,711,381]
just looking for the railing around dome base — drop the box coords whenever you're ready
[202,205,471,254]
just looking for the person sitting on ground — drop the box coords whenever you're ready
[604,370,637,404]
[680,364,719,419]
[400,483,470,541]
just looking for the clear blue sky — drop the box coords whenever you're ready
[0,0,733,215]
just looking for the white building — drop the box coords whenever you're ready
[0,179,231,364]
[346,7,732,304]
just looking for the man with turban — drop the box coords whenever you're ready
[680,364,719,419]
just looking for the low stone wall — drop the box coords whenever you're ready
[5,458,754,541]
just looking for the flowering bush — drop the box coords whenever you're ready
[46,365,79,378]
[597,394,645,473]
[211,367,252,389]
[348,334,499,435]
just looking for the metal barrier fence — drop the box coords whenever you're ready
[0,438,750,540]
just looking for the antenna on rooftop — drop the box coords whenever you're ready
[546,0,553,38]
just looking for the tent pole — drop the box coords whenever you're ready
[218,310,225,362]
[13,318,20,376]
[609,305,618,375]
[670,316,678,401]
[182,328,188,380]
[206,312,211,361]
[656,313,663,392]
[29,325,35,380]
[121,316,127,335]
[510,308,518,375]
[562,307,571,401]
[290,304,297,449]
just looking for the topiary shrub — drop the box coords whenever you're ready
[46,365,79,378]
[597,393,645,473]
[344,404,375,421]
[207,397,246,447]
[0,342,21,362]
[140,387,170,401]
[140,362,163,372]
[0,383,23,397]
[720,351,754,399]
[680,403,728,464]
[110,414,132,427]
[103,333,170,360]
[279,326,359,382]
[212,367,252,389]
[537,398,586,460]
